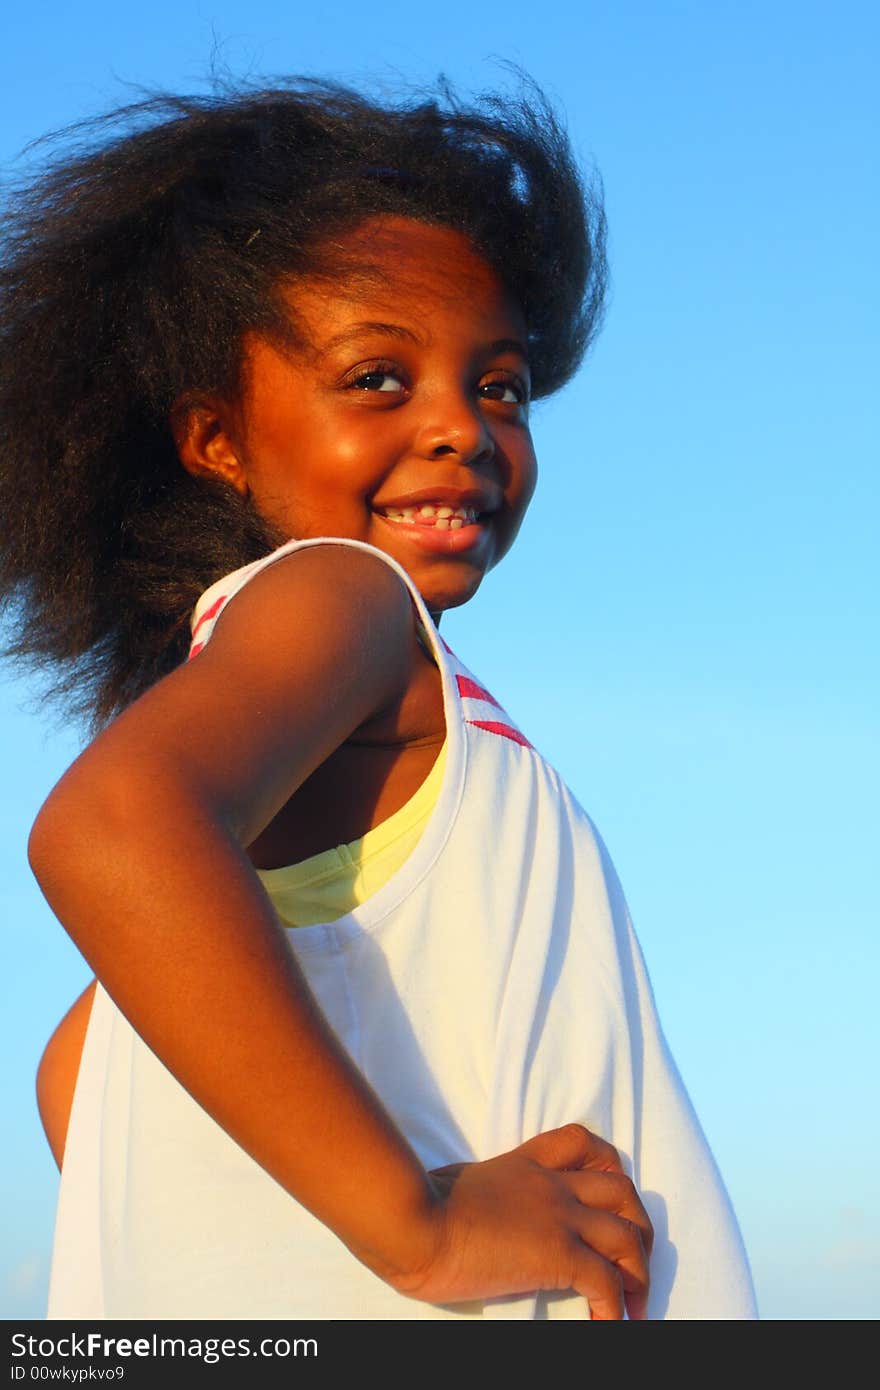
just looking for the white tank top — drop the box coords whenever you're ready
[48,536,757,1320]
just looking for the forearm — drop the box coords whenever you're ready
[28,770,438,1286]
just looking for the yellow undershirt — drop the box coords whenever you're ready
[256,739,447,927]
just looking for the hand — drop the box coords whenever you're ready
[396,1123,653,1320]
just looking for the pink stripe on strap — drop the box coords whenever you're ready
[190,593,228,642]
[467,719,533,749]
[456,674,502,709]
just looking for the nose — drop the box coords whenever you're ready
[412,392,496,467]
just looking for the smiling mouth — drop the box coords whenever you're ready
[372,503,482,530]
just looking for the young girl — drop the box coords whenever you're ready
[1,78,756,1320]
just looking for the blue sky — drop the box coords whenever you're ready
[2,0,878,1320]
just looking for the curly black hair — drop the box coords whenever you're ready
[0,74,607,729]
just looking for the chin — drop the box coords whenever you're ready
[420,572,485,619]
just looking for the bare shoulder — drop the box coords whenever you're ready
[133,540,415,751]
[31,543,419,852]
[203,542,413,677]
[186,542,416,730]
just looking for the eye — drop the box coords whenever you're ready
[479,374,528,405]
[347,366,406,393]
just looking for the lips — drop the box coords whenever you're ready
[372,485,497,513]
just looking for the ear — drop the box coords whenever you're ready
[170,393,249,498]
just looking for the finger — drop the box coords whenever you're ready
[575,1208,650,1306]
[568,1242,626,1321]
[571,1130,624,1175]
[625,1286,649,1321]
[564,1169,654,1255]
[516,1123,623,1175]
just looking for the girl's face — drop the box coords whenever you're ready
[178,217,537,619]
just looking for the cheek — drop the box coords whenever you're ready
[303,399,376,455]
[512,436,538,505]
[523,443,538,490]
[326,431,376,474]
[323,418,406,492]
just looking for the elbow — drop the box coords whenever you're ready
[26,767,149,958]
[28,792,65,889]
[27,766,127,898]
[27,776,92,889]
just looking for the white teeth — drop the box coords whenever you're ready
[376,503,481,526]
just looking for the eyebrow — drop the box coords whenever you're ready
[317,322,530,364]
[487,337,531,362]
[319,322,424,352]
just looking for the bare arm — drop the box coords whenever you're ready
[29,544,649,1315]
[29,545,438,1282]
